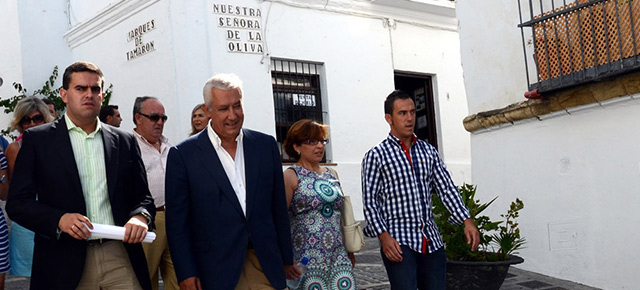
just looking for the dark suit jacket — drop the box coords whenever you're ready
[166,129,293,289]
[6,118,155,290]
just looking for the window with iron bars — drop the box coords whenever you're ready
[271,58,325,163]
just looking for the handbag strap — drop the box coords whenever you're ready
[326,167,344,197]
[326,167,337,178]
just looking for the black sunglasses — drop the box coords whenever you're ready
[300,139,329,145]
[20,114,45,126]
[138,112,168,123]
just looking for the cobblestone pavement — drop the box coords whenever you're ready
[353,237,389,290]
[5,236,601,290]
[5,275,29,289]
[353,237,601,290]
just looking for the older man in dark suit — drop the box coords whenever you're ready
[7,61,155,290]
[166,73,293,290]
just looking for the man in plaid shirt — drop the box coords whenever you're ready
[361,90,480,290]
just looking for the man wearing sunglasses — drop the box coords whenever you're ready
[6,61,155,290]
[132,96,177,290]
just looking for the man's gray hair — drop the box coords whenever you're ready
[202,73,243,108]
[132,96,158,125]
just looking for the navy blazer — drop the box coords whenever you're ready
[6,118,155,290]
[166,128,293,289]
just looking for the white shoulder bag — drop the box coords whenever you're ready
[328,168,365,253]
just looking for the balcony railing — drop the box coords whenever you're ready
[519,0,640,93]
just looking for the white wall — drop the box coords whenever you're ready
[166,0,215,137]
[5,0,471,222]
[457,0,529,113]
[0,0,23,133]
[68,0,118,26]
[472,97,640,289]
[15,0,72,92]
[0,0,72,137]
[458,0,640,288]
[67,0,180,138]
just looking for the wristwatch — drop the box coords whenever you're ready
[0,174,5,184]
[140,211,152,228]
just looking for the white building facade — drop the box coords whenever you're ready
[1,0,472,221]
[458,1,640,289]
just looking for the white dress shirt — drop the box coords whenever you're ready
[133,130,170,208]
[206,121,247,216]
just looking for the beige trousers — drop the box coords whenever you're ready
[142,211,179,290]
[235,248,288,290]
[76,240,142,290]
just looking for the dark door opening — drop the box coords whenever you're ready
[394,72,438,150]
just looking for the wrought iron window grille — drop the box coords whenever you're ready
[518,0,640,93]
[271,58,325,162]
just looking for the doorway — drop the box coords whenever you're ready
[394,72,438,150]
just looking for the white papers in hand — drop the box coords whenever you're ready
[85,223,156,243]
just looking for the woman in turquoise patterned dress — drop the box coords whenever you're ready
[283,119,356,290]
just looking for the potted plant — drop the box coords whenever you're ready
[433,183,526,290]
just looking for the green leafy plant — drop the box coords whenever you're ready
[34,66,64,116]
[492,198,526,260]
[0,66,113,139]
[433,184,526,262]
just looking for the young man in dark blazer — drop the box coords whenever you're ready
[7,61,155,290]
[166,73,294,290]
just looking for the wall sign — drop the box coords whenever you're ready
[126,20,156,61]
[213,3,264,54]
[293,94,316,107]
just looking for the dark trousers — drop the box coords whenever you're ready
[381,245,446,290]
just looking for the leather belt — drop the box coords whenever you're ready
[87,239,112,245]
[156,205,165,212]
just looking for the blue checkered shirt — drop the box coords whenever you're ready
[361,133,471,254]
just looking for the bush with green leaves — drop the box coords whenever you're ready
[433,183,526,262]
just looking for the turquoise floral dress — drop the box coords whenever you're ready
[288,165,356,290]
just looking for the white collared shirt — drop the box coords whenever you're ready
[206,120,247,216]
[133,130,170,208]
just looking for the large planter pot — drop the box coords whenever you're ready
[445,255,524,290]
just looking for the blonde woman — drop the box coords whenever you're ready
[189,104,209,136]
[4,97,53,278]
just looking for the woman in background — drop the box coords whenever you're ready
[4,97,54,278]
[189,104,209,136]
[283,119,356,290]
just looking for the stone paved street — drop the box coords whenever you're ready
[353,237,389,290]
[5,236,601,290]
[353,237,601,290]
